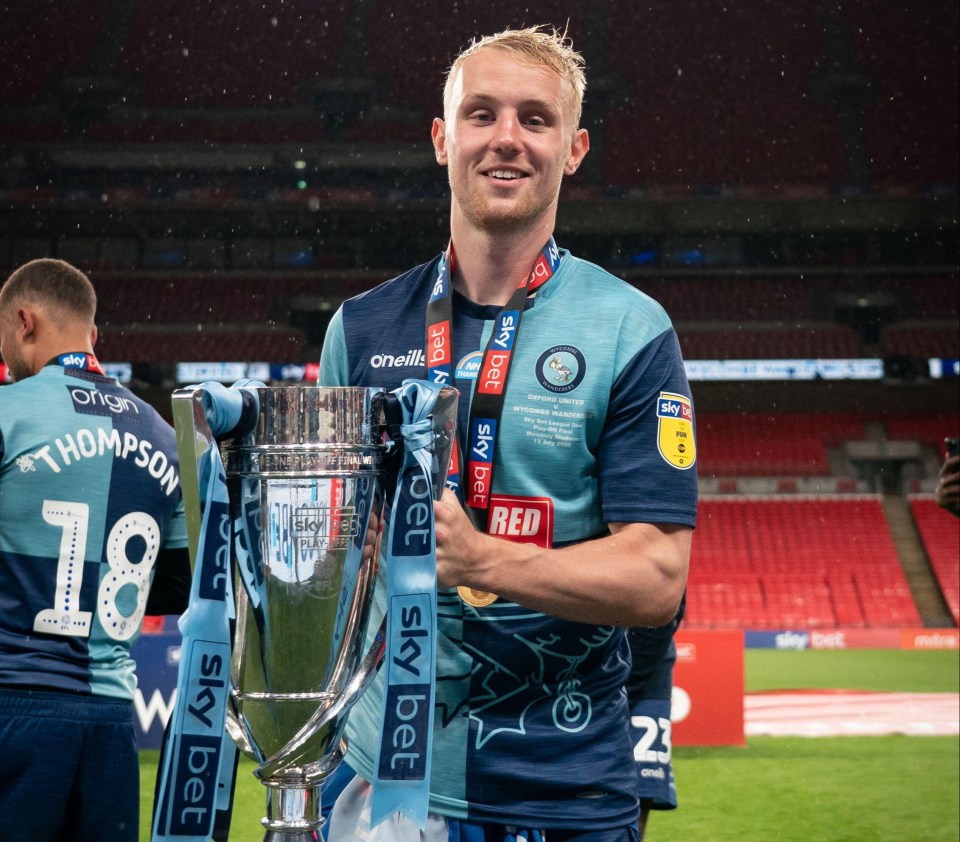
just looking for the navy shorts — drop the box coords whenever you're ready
[0,688,139,842]
[625,638,678,810]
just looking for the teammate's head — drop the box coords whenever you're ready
[0,258,97,381]
[443,25,587,132]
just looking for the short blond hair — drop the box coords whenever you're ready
[443,25,587,129]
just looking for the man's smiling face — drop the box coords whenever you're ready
[433,46,588,236]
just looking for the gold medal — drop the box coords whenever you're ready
[457,586,499,607]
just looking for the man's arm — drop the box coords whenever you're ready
[936,454,960,517]
[434,489,690,627]
[145,545,191,615]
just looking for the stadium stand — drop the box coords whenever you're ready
[678,323,862,360]
[687,497,923,629]
[881,323,960,359]
[696,412,865,477]
[0,2,956,636]
[909,497,960,625]
[120,0,349,107]
[602,0,847,186]
[845,0,960,185]
[884,414,960,451]
[94,325,307,364]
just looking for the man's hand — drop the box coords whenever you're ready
[432,490,690,627]
[936,454,960,517]
[433,488,487,590]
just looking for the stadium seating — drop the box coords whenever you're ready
[95,325,307,363]
[120,0,349,107]
[93,274,325,324]
[909,497,960,625]
[636,277,815,321]
[0,2,110,106]
[883,414,960,451]
[695,413,865,477]
[844,0,960,185]
[686,497,922,629]
[880,323,960,358]
[677,323,862,360]
[602,0,847,186]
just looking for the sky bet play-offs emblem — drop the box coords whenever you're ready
[536,345,586,394]
[656,391,696,469]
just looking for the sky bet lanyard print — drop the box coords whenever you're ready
[425,238,562,606]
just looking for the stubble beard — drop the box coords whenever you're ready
[3,348,30,382]
[451,171,561,236]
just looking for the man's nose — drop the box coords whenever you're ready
[491,113,521,153]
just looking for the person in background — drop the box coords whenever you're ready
[935,439,959,517]
[319,25,697,840]
[0,258,191,842]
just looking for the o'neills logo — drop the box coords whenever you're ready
[370,349,425,369]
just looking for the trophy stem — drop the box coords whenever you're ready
[261,782,324,841]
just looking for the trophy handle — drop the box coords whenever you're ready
[173,386,260,759]
[254,617,387,781]
[171,387,216,573]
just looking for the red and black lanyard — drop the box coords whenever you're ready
[424,238,562,532]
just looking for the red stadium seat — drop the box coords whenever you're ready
[695,412,865,477]
[910,497,960,625]
[686,497,921,629]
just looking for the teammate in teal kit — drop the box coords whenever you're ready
[319,27,697,841]
[0,259,191,842]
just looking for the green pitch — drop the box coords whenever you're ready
[140,649,959,841]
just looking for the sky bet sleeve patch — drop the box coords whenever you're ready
[656,392,696,470]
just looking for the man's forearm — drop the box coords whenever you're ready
[436,502,690,627]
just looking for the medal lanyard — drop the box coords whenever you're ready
[424,238,561,532]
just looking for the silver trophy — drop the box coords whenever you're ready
[172,384,457,840]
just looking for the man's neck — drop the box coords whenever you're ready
[450,224,554,307]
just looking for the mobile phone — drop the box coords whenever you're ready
[947,437,960,458]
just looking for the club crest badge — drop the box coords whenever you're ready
[656,392,696,469]
[536,345,586,393]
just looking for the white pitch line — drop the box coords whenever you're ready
[744,692,960,737]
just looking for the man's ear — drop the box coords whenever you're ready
[17,307,36,341]
[432,118,448,166]
[564,128,590,176]
[90,324,98,348]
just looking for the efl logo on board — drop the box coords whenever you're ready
[487,495,553,548]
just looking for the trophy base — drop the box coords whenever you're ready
[264,831,323,842]
[261,782,325,840]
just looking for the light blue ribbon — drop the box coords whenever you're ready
[371,379,444,829]
[152,380,262,842]
[152,441,235,841]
